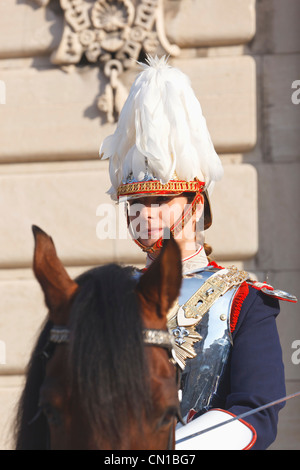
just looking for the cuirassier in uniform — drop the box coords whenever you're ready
[99,56,297,450]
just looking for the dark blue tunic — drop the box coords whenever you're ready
[215,287,286,449]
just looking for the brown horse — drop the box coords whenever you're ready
[13,226,182,450]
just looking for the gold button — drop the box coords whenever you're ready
[220,314,227,321]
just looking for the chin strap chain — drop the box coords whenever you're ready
[127,192,203,254]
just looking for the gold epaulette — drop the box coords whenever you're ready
[167,266,249,369]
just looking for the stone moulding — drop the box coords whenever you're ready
[29,0,180,123]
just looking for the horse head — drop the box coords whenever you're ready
[14,226,182,450]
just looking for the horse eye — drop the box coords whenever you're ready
[40,403,62,427]
[159,407,178,428]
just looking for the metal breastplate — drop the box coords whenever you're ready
[173,269,239,418]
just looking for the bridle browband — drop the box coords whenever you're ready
[49,325,181,383]
[49,326,70,344]
[49,325,175,352]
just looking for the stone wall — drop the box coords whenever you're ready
[244,0,300,450]
[0,0,298,449]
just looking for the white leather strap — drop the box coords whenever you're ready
[175,409,257,450]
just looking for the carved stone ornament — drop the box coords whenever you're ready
[30,0,180,122]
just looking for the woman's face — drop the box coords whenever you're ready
[127,194,204,254]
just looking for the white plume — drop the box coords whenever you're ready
[99,55,223,199]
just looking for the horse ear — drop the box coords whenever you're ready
[32,225,78,325]
[136,233,182,320]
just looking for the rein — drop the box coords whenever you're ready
[175,391,300,446]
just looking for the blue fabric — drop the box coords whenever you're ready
[219,287,286,449]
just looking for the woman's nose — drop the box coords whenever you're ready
[139,202,158,219]
[129,202,154,220]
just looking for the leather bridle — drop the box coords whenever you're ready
[45,325,182,450]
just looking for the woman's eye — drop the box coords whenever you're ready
[157,197,169,205]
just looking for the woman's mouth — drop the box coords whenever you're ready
[139,226,163,239]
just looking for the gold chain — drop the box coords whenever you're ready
[184,266,249,320]
[167,266,249,369]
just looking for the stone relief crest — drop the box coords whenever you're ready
[30,0,180,122]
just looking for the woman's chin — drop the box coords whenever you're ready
[138,231,163,246]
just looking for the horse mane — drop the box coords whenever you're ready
[14,319,52,449]
[69,264,152,446]
[14,264,152,449]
